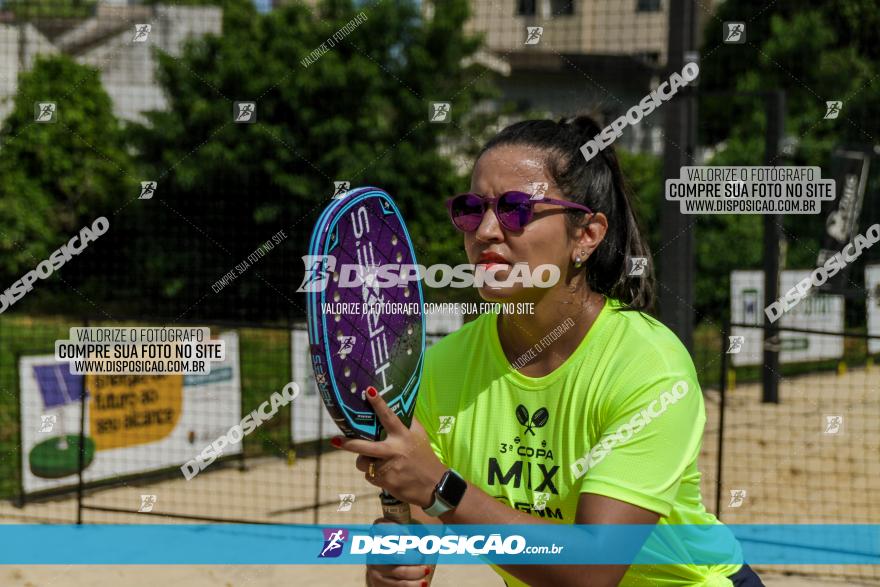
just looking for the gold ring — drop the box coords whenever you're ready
[368,462,376,479]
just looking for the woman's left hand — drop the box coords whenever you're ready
[331,386,447,509]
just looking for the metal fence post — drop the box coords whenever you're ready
[762,90,785,403]
[659,0,698,353]
[76,317,89,525]
[314,382,323,525]
[715,319,728,519]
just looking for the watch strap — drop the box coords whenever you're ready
[423,494,453,517]
[422,469,466,517]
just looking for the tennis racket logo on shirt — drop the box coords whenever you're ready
[516,405,549,436]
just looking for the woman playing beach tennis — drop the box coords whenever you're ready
[333,115,763,587]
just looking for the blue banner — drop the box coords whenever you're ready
[0,524,877,565]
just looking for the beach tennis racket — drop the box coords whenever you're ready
[304,186,426,523]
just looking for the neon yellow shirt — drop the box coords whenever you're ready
[416,298,742,586]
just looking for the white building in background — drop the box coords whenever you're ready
[0,23,58,121]
[0,2,221,124]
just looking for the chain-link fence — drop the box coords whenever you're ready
[0,315,453,525]
[711,322,880,584]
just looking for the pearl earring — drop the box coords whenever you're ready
[574,250,586,269]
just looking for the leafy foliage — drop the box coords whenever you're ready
[125,0,499,318]
[697,0,880,321]
[0,55,134,285]
[2,0,97,19]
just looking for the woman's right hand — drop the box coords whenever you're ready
[365,517,434,587]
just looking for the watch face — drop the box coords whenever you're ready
[437,470,468,506]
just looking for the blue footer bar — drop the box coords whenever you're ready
[0,524,877,565]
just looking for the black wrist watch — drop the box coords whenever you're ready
[422,469,468,517]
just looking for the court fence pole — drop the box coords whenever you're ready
[762,90,785,403]
[715,319,728,519]
[314,377,323,525]
[659,0,698,353]
[76,316,89,525]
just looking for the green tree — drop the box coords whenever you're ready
[128,0,500,319]
[0,55,134,285]
[618,149,662,254]
[697,0,880,321]
[3,0,97,19]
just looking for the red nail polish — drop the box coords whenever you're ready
[424,567,430,576]
[367,386,377,398]
[330,437,342,447]
[421,581,428,587]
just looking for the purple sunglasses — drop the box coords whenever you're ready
[446,191,593,232]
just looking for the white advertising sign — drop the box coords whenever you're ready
[731,270,844,366]
[19,331,241,494]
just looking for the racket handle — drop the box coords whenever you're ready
[379,490,411,523]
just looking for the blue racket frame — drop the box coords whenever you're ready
[305,187,426,440]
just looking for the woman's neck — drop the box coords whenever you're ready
[496,285,605,378]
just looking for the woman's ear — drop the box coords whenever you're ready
[572,212,608,263]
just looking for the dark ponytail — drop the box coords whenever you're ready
[478,113,655,313]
